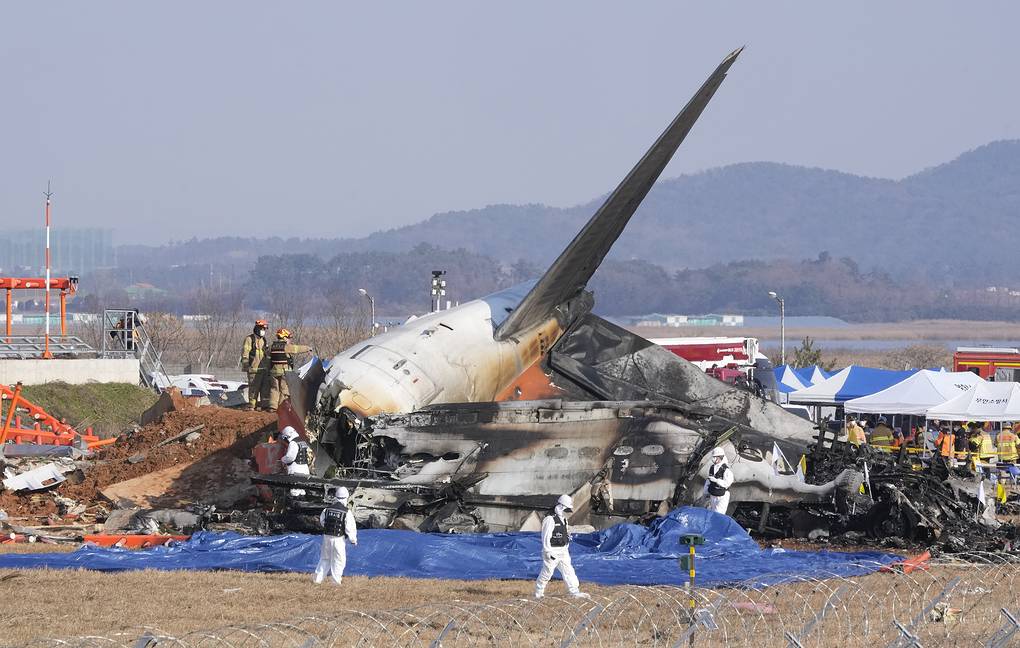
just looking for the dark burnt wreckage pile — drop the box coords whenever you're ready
[253,317,1020,557]
[255,315,822,534]
[731,424,1020,554]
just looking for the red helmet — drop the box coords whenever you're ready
[255,319,268,327]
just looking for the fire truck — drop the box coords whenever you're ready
[953,347,1020,381]
[649,336,764,372]
[648,336,777,400]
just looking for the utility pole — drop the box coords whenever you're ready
[358,288,376,334]
[768,291,785,366]
[42,182,53,359]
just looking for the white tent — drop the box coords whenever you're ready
[805,366,831,385]
[926,381,1020,422]
[844,370,984,415]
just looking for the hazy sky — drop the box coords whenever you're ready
[1,2,1016,244]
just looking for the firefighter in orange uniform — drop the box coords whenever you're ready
[998,424,1019,464]
[266,328,311,412]
[934,424,955,465]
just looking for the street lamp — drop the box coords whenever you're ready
[430,270,447,312]
[768,291,785,366]
[358,288,376,334]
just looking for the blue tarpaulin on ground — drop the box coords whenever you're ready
[0,508,898,587]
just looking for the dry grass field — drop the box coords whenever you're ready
[2,542,1018,647]
[632,319,1020,342]
[0,567,547,644]
[633,318,1020,370]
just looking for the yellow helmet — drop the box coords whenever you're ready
[276,328,291,339]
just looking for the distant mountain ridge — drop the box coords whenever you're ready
[118,140,1020,285]
[335,140,1020,284]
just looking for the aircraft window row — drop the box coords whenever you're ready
[545,447,569,459]
[613,445,679,457]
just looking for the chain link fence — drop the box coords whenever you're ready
[13,553,1020,647]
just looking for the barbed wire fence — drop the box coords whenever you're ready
[14,552,1020,647]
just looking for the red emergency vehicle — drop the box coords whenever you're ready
[953,347,1020,381]
[648,337,764,376]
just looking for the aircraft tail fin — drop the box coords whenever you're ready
[495,47,742,341]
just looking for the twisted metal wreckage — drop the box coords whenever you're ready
[248,47,1015,550]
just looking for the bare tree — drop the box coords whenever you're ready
[301,294,371,360]
[68,315,104,351]
[141,312,187,364]
[186,284,248,371]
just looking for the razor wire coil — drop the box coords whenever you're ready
[13,554,1020,648]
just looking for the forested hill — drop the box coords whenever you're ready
[117,140,1020,285]
[342,140,1020,283]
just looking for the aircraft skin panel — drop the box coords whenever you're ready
[322,296,563,418]
[365,402,845,513]
[494,47,743,342]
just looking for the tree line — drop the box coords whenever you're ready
[73,246,1020,326]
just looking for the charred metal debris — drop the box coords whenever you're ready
[246,416,1020,558]
[733,427,1020,554]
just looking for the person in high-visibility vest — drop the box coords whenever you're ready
[871,417,895,449]
[847,417,867,446]
[953,424,969,462]
[968,423,982,458]
[266,328,312,412]
[891,428,904,449]
[935,424,955,462]
[241,319,270,410]
[998,424,1019,463]
[978,425,997,463]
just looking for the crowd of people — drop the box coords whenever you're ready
[845,415,1020,470]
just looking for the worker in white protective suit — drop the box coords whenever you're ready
[314,486,358,585]
[279,426,311,497]
[703,447,734,515]
[534,494,591,600]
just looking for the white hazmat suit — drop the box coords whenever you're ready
[702,450,734,515]
[280,427,310,496]
[314,489,358,585]
[534,495,590,599]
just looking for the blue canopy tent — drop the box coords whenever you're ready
[789,366,917,405]
[795,365,833,386]
[774,365,809,394]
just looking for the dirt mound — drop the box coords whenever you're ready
[60,407,276,505]
[0,491,58,517]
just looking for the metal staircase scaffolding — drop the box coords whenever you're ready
[100,309,170,391]
[0,335,93,359]
[0,382,111,449]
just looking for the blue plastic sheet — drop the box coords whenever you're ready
[0,508,899,587]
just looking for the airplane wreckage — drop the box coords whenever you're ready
[249,48,1019,551]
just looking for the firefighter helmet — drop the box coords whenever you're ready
[255,319,268,327]
[276,328,292,339]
